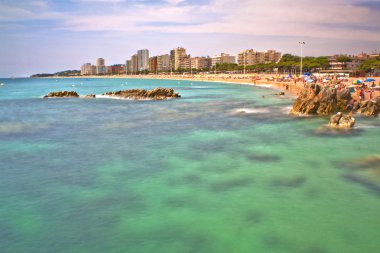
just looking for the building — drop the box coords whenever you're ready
[237,50,281,66]
[137,49,149,71]
[81,63,93,75]
[157,54,170,71]
[265,50,282,63]
[96,58,107,75]
[328,55,364,71]
[125,60,132,74]
[107,64,125,75]
[191,57,212,70]
[149,56,158,72]
[170,47,190,70]
[211,53,236,66]
[131,54,138,74]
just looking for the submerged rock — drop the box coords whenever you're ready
[328,112,355,128]
[44,91,79,98]
[102,87,180,100]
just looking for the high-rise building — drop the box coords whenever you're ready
[81,63,93,75]
[149,56,158,72]
[157,54,170,71]
[96,58,107,75]
[170,47,190,70]
[125,60,132,74]
[211,53,236,66]
[131,54,138,74]
[191,57,212,70]
[137,49,149,71]
[237,49,281,66]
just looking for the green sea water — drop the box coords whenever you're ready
[0,78,379,253]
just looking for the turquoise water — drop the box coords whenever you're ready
[0,78,379,253]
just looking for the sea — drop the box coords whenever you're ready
[0,78,379,253]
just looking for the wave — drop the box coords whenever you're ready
[235,108,270,114]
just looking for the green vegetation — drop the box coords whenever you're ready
[30,70,80,78]
[336,56,352,63]
[360,58,380,72]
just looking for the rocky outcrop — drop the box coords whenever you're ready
[44,91,79,98]
[291,84,352,115]
[357,97,380,116]
[329,112,355,128]
[102,87,181,100]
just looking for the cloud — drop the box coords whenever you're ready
[1,0,380,41]
[51,0,380,42]
[75,0,126,2]
[165,0,185,5]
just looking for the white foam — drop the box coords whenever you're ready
[235,108,270,114]
[280,106,293,114]
[191,86,210,89]
[95,95,154,100]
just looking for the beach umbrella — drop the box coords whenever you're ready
[364,78,375,82]
[353,79,362,84]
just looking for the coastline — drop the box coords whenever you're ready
[39,73,380,99]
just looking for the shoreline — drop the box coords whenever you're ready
[38,73,379,99]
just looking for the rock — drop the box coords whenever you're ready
[357,97,380,116]
[328,112,355,128]
[43,91,79,98]
[291,84,351,115]
[102,87,180,100]
[84,94,96,99]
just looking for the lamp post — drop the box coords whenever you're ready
[299,42,305,76]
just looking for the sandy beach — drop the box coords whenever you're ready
[49,73,380,100]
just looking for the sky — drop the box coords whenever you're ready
[0,0,379,77]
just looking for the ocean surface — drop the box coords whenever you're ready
[0,77,379,253]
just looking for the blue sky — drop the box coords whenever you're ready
[0,0,379,77]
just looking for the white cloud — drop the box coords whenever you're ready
[1,0,379,42]
[165,0,185,5]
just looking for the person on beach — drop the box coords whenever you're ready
[360,89,365,101]
[346,99,356,114]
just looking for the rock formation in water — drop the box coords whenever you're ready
[43,91,79,98]
[328,112,355,128]
[102,87,181,100]
[291,84,352,115]
[291,84,380,116]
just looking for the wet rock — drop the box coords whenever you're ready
[328,112,355,128]
[102,87,181,100]
[357,97,380,116]
[291,84,351,115]
[43,91,79,98]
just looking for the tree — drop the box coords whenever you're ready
[336,56,352,63]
